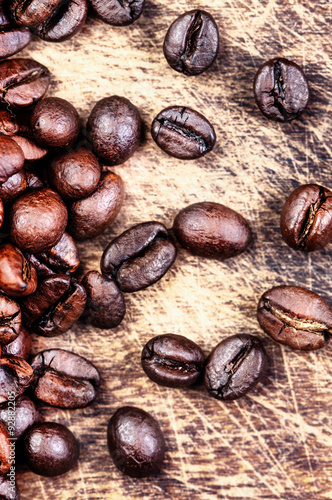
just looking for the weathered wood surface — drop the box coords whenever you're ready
[15,0,331,498]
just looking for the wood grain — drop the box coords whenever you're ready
[12,0,332,498]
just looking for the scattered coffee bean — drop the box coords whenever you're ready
[0,422,12,474]
[0,355,33,402]
[10,0,63,27]
[0,394,40,440]
[0,294,21,346]
[2,326,31,360]
[0,243,37,297]
[90,0,145,26]
[0,25,31,59]
[0,475,20,500]
[0,134,25,184]
[35,0,88,42]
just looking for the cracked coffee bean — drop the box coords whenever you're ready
[101,221,177,293]
[2,326,31,360]
[30,348,100,408]
[257,285,332,350]
[9,0,63,27]
[0,134,25,184]
[254,57,309,122]
[0,475,20,500]
[35,0,88,42]
[0,356,34,403]
[280,184,332,252]
[24,422,79,477]
[0,294,21,346]
[0,422,12,474]
[164,10,219,76]
[107,406,165,478]
[141,334,205,387]
[151,106,216,159]
[90,0,144,26]
[0,394,40,441]
[204,334,267,400]
[0,25,31,59]
[0,243,37,297]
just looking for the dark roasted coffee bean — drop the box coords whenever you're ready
[164,10,219,76]
[257,285,332,350]
[31,97,81,148]
[82,271,125,329]
[0,394,40,440]
[0,294,21,346]
[35,0,87,42]
[0,356,33,402]
[151,106,216,159]
[280,184,332,252]
[48,146,101,199]
[24,422,79,476]
[0,58,50,109]
[11,135,48,162]
[0,135,25,184]
[90,0,145,26]
[204,334,267,401]
[101,221,177,292]
[254,57,310,122]
[0,169,43,204]
[141,334,205,387]
[0,475,20,500]
[0,422,12,474]
[87,96,141,165]
[0,243,37,297]
[68,171,124,240]
[10,188,68,253]
[30,349,100,408]
[2,327,31,360]
[0,25,31,59]
[10,0,63,27]
[21,274,86,336]
[173,201,252,258]
[107,406,165,478]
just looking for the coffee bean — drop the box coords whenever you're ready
[30,348,100,408]
[0,356,33,402]
[257,285,332,350]
[0,422,12,474]
[10,0,63,27]
[101,221,177,292]
[2,326,31,360]
[0,169,43,205]
[35,0,88,42]
[0,394,40,440]
[151,106,216,159]
[0,475,20,500]
[67,171,124,240]
[0,25,31,59]
[0,294,21,346]
[90,0,145,26]
[163,10,219,76]
[0,58,50,109]
[141,334,205,387]
[107,406,165,478]
[280,184,332,252]
[0,243,37,297]
[11,135,48,162]
[254,57,310,122]
[87,96,141,165]
[0,135,25,184]
[24,422,79,476]
[10,187,68,253]
[173,201,252,258]
[0,110,20,136]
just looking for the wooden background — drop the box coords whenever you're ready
[14,0,332,498]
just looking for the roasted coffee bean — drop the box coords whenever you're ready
[280,184,332,252]
[0,422,11,474]
[48,146,101,199]
[21,274,86,336]
[204,335,267,400]
[0,243,37,297]
[0,25,31,59]
[0,475,20,500]
[0,3,10,26]
[107,406,165,478]
[0,394,40,440]
[24,422,79,477]
[0,135,25,184]
[82,271,125,329]
[11,135,48,162]
[90,0,145,26]
[0,58,50,109]
[0,294,21,346]
[101,221,177,292]
[35,0,87,42]
[0,169,43,204]
[151,106,216,159]
[164,10,219,76]
[10,0,63,27]
[257,285,332,350]
[0,356,33,402]
[0,109,32,137]
[2,326,31,360]
[31,97,81,148]
[10,188,68,253]
[30,349,100,408]
[254,57,310,122]
[173,201,252,259]
[68,171,123,240]
[87,96,141,165]
[141,334,205,387]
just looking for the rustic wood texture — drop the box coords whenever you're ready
[14,0,332,498]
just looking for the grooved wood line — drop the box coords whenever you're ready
[14,1,331,499]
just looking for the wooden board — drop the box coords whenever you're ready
[15,1,332,498]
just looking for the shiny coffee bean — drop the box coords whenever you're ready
[35,0,88,42]
[173,201,252,258]
[141,334,205,387]
[87,96,141,165]
[24,422,79,476]
[21,274,86,336]
[164,10,219,76]
[257,285,332,350]
[204,335,267,400]
[101,221,177,292]
[31,97,81,148]
[0,294,21,346]
[0,422,11,474]
[151,106,216,159]
[30,349,100,408]
[0,25,31,59]
[107,406,165,478]
[10,0,63,27]
[11,135,48,162]
[0,243,37,297]
[0,395,40,440]
[82,271,126,329]
[0,135,25,184]
[254,58,310,122]
[0,3,10,26]
[2,327,31,360]
[0,169,43,204]
[68,171,124,240]
[10,188,68,253]
[0,58,50,109]
[0,475,20,500]
[90,0,145,26]
[48,146,101,199]
[280,184,332,252]
[0,356,33,403]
